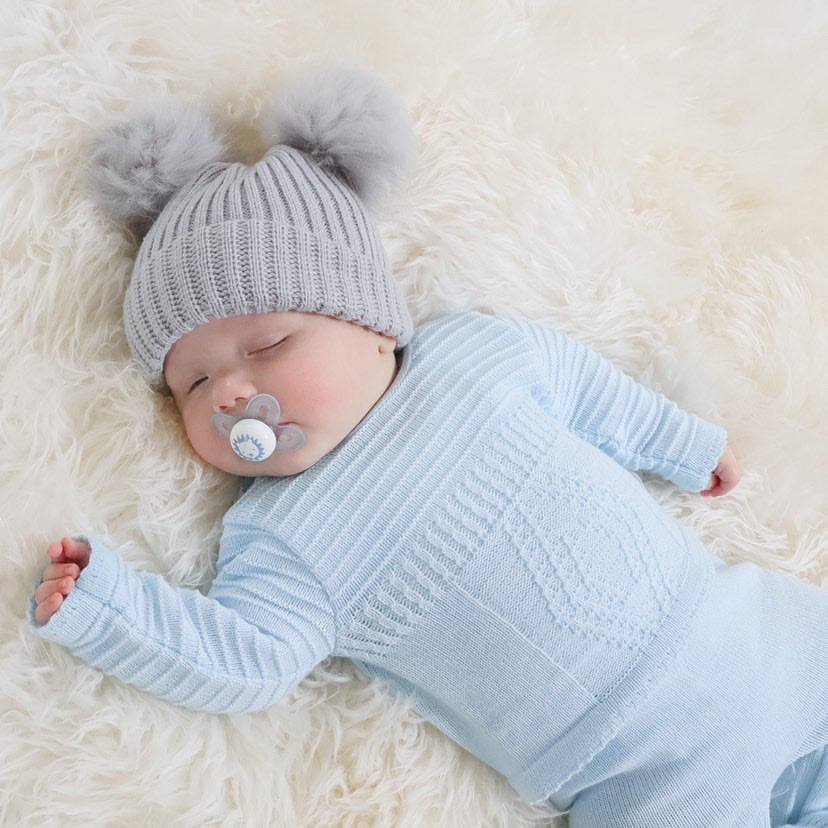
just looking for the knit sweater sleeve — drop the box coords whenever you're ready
[30,528,336,713]
[502,316,727,491]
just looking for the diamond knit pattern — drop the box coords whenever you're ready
[491,401,681,651]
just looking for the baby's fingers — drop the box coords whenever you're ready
[33,577,74,625]
[47,540,66,562]
[41,562,81,583]
[702,480,722,497]
[34,591,64,626]
[48,537,91,568]
[34,575,76,607]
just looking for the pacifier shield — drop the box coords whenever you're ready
[211,393,306,462]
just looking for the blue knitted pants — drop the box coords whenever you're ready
[550,562,828,827]
[561,745,827,827]
[769,746,828,827]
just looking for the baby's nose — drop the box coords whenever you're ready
[212,375,257,415]
[214,396,248,416]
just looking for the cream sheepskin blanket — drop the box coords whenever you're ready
[3,2,827,825]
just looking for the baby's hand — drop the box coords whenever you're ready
[701,445,741,498]
[34,537,91,625]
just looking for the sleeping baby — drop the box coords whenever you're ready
[32,67,827,826]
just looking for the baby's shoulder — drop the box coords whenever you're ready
[404,312,545,397]
[412,310,532,354]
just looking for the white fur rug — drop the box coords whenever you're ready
[4,2,828,825]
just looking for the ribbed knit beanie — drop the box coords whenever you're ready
[88,67,415,387]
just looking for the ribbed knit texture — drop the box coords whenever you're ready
[32,313,828,818]
[124,146,413,386]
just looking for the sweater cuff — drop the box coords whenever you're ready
[30,536,126,647]
[672,419,728,492]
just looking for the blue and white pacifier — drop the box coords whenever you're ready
[211,394,305,462]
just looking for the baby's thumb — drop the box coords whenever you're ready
[60,537,91,567]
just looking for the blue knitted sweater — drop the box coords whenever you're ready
[35,311,737,802]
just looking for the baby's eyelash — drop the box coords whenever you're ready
[252,338,286,354]
[188,377,207,394]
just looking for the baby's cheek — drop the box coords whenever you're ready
[183,416,222,463]
[289,376,346,425]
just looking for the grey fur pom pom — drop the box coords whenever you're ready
[88,96,227,232]
[262,66,415,208]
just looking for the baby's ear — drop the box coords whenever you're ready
[378,334,398,354]
[87,94,228,234]
[260,64,416,209]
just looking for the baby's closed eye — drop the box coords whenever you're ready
[250,337,287,355]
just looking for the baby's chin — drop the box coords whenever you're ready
[211,439,331,478]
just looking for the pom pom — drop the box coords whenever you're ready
[88,96,227,232]
[262,65,415,208]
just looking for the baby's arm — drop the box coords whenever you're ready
[504,316,733,493]
[31,529,335,713]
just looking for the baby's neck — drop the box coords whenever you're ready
[375,348,401,406]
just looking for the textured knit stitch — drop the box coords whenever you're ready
[33,312,828,821]
[123,146,413,386]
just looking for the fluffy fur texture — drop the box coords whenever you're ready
[3,2,828,826]
[262,64,416,208]
[88,96,227,233]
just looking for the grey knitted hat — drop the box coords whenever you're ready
[88,67,415,387]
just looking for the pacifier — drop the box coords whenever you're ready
[211,394,305,462]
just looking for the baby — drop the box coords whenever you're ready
[32,68,827,826]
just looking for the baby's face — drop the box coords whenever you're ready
[163,312,398,476]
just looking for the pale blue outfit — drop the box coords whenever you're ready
[33,312,828,825]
